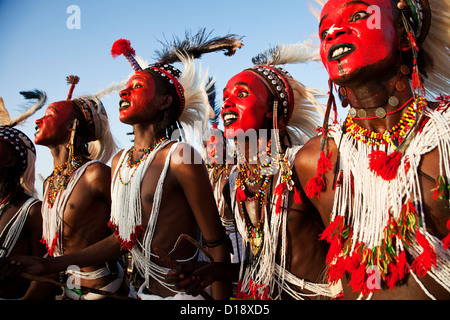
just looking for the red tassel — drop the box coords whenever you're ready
[397,250,408,281]
[111,38,136,58]
[41,233,59,256]
[319,216,344,242]
[431,176,449,200]
[443,234,450,250]
[326,237,343,264]
[305,151,333,198]
[404,156,411,175]
[293,187,303,204]
[305,174,326,198]
[411,64,421,91]
[66,75,80,100]
[66,75,80,85]
[442,219,450,249]
[274,181,286,195]
[236,187,247,202]
[317,151,333,175]
[368,150,402,180]
[410,230,437,277]
[327,260,346,284]
[346,251,363,274]
[385,251,407,290]
[348,264,366,293]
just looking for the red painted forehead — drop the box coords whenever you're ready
[226,70,269,94]
[321,0,393,19]
[128,71,154,85]
[46,100,74,116]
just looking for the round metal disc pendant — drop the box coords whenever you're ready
[357,109,367,118]
[388,96,399,107]
[400,65,410,75]
[395,81,406,92]
[349,108,357,118]
[375,107,387,118]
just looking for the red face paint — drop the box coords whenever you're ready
[118,71,158,123]
[319,0,398,82]
[222,70,269,139]
[206,132,225,164]
[34,100,74,145]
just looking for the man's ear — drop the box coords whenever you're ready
[158,94,173,111]
[396,19,412,52]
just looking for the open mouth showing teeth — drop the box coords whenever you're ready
[222,111,238,126]
[328,43,356,61]
[35,126,40,135]
[119,99,130,110]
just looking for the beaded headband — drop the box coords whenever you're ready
[147,62,185,117]
[0,126,35,173]
[65,76,106,142]
[247,66,295,123]
[0,90,45,175]
[72,97,106,142]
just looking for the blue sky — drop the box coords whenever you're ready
[0,0,331,196]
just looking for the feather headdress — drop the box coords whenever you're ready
[0,90,47,196]
[59,76,117,163]
[248,41,324,146]
[155,29,243,64]
[418,0,450,98]
[0,90,47,128]
[111,30,243,139]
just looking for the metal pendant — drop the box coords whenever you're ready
[388,96,399,107]
[357,109,367,118]
[375,107,387,118]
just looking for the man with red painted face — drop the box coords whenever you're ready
[223,45,340,300]
[33,76,135,300]
[107,35,246,300]
[0,91,56,299]
[296,0,450,299]
[169,43,340,300]
[203,83,241,275]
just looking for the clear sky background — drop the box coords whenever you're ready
[0,0,333,197]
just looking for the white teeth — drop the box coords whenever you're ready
[224,114,238,121]
[332,46,351,58]
[120,101,130,108]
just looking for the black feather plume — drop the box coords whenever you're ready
[155,28,243,64]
